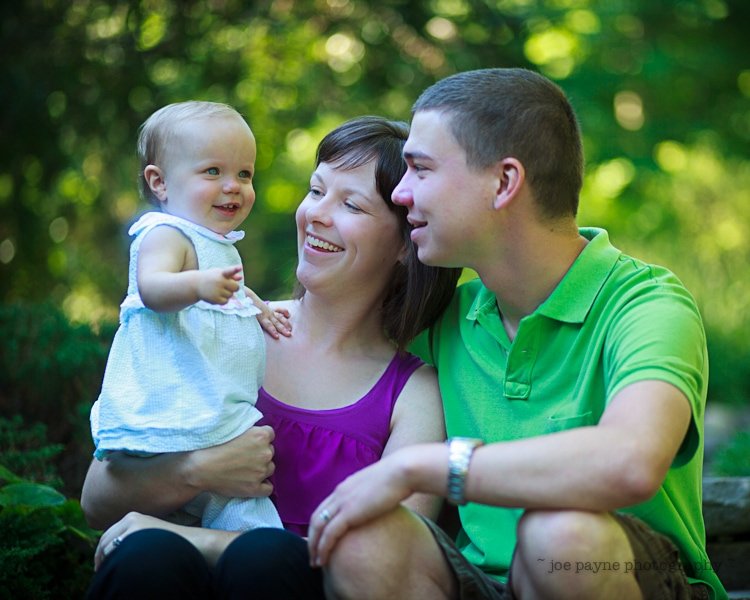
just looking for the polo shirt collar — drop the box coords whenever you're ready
[537,227,621,323]
[466,227,621,326]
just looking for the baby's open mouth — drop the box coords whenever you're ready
[215,204,239,215]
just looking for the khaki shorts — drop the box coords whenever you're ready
[420,512,711,600]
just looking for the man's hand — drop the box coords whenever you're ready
[307,452,414,567]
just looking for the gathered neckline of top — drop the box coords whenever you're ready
[259,352,404,415]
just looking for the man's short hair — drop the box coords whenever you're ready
[413,68,583,219]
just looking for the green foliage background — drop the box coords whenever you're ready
[1,0,749,451]
[1,419,99,598]
[0,2,748,593]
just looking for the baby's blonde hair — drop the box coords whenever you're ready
[137,101,249,206]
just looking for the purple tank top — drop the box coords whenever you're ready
[256,352,424,536]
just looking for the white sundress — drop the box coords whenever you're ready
[90,211,282,531]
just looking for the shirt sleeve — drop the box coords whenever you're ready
[604,275,708,466]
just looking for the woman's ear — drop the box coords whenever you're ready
[144,165,168,203]
[492,158,525,211]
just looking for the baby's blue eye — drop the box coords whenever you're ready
[239,170,252,179]
[207,167,220,175]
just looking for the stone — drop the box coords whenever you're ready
[703,477,750,538]
[706,540,750,593]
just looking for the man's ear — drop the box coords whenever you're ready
[144,165,168,202]
[492,158,525,211]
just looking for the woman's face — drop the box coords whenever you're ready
[295,159,405,298]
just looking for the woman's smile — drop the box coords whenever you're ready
[305,233,344,253]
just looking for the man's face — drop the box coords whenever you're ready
[392,110,499,269]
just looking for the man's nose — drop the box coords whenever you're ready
[392,177,412,207]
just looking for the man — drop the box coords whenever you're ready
[308,68,724,599]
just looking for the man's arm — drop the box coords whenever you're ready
[308,379,691,565]
[81,427,276,529]
[455,380,691,509]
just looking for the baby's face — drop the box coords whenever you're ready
[158,115,257,235]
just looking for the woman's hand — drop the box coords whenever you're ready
[81,426,276,530]
[186,426,276,498]
[94,512,174,570]
[95,511,241,571]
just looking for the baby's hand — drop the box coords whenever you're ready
[197,266,242,305]
[244,286,292,339]
[257,303,292,339]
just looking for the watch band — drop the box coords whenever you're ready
[446,437,484,505]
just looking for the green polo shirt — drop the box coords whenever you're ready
[412,228,724,598]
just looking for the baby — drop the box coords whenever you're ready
[90,101,288,531]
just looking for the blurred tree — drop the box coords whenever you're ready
[0,0,748,402]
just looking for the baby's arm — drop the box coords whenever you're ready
[137,226,242,312]
[244,286,292,339]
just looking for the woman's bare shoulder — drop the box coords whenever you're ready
[266,298,297,312]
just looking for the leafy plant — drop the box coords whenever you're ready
[0,416,63,488]
[0,474,100,598]
[0,302,115,496]
[0,471,100,598]
[0,417,100,598]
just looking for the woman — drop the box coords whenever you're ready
[82,116,461,598]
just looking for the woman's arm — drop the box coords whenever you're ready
[81,426,276,530]
[382,364,446,521]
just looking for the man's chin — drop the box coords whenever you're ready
[416,246,452,268]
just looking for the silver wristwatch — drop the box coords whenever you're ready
[446,437,484,505]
